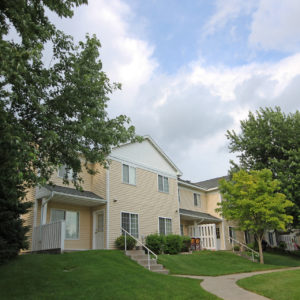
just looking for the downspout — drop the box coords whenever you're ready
[106,166,110,249]
[40,191,54,225]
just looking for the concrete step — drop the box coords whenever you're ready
[136,259,158,266]
[126,250,145,255]
[152,269,169,275]
[127,254,148,260]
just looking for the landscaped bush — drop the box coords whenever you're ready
[247,242,258,251]
[279,241,287,250]
[181,236,191,252]
[164,234,183,254]
[146,234,165,254]
[115,235,136,250]
[233,245,240,252]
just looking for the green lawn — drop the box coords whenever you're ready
[158,251,300,276]
[0,250,220,300]
[237,269,300,300]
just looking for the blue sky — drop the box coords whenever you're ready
[47,0,300,181]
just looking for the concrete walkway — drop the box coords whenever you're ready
[175,267,300,300]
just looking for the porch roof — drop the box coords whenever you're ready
[36,185,106,207]
[179,208,221,223]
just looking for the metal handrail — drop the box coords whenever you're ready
[121,227,157,270]
[229,237,259,262]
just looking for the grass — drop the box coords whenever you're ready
[158,251,300,276]
[0,250,220,300]
[237,269,300,300]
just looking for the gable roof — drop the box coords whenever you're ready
[110,135,182,176]
[194,175,229,190]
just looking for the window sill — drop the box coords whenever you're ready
[158,190,169,194]
[122,182,136,187]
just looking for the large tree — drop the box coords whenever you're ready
[0,0,138,262]
[227,107,300,227]
[218,169,293,264]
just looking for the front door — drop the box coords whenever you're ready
[94,211,104,249]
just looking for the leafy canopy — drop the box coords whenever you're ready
[217,169,293,263]
[227,107,300,226]
[218,169,293,234]
[0,0,139,260]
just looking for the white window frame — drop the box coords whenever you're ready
[158,175,169,193]
[122,164,136,186]
[158,217,172,235]
[120,211,139,238]
[50,208,80,240]
[57,165,73,180]
[193,193,201,207]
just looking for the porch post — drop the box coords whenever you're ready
[41,198,48,225]
[193,221,198,237]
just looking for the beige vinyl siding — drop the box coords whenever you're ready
[109,160,180,249]
[50,163,94,192]
[91,163,106,199]
[206,191,222,218]
[179,186,207,213]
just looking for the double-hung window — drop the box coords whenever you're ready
[121,212,139,238]
[159,217,172,235]
[194,193,201,207]
[58,165,73,180]
[122,164,136,185]
[158,175,169,193]
[51,209,79,239]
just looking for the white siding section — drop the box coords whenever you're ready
[110,140,177,176]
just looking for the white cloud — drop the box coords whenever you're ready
[249,0,300,51]
[203,0,256,36]
[47,0,300,181]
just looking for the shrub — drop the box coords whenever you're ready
[115,235,136,250]
[233,245,240,252]
[247,242,258,251]
[278,241,287,250]
[146,234,165,254]
[165,234,183,254]
[181,236,191,252]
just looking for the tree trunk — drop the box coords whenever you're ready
[257,236,264,264]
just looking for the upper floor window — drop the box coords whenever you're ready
[122,164,136,185]
[194,193,201,207]
[159,217,172,235]
[58,165,73,180]
[158,175,169,193]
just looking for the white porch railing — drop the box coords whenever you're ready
[229,237,259,262]
[278,234,298,251]
[32,220,65,252]
[121,227,157,270]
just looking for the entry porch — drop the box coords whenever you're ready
[32,185,107,252]
[179,208,223,250]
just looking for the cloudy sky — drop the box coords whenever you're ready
[49,0,300,182]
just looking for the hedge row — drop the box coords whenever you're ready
[146,234,191,255]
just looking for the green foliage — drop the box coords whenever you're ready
[227,107,300,226]
[164,235,183,255]
[115,235,136,250]
[145,234,165,254]
[181,236,191,252]
[0,1,139,260]
[233,245,240,252]
[278,241,287,250]
[217,169,294,263]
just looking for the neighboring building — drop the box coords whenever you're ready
[23,136,248,252]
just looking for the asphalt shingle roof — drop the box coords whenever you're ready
[179,208,221,222]
[194,175,229,190]
[45,185,103,200]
